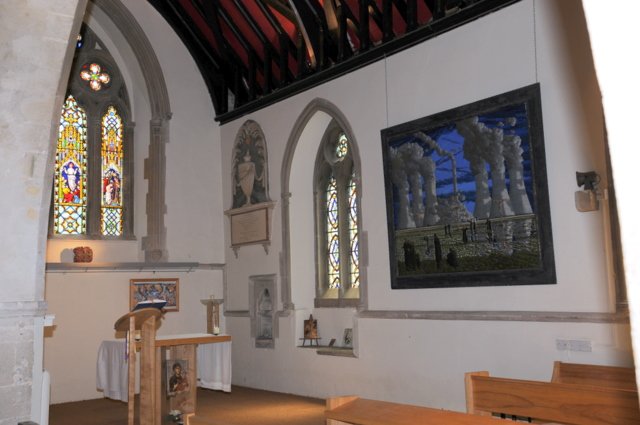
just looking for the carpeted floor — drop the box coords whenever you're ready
[49,386,326,425]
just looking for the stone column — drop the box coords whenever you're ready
[0,0,86,423]
[142,118,169,262]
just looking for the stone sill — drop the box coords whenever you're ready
[298,345,356,358]
[45,262,217,273]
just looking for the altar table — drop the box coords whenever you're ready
[97,334,232,402]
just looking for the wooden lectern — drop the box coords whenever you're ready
[114,308,163,425]
[115,309,232,425]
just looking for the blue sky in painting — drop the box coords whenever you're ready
[389,102,535,224]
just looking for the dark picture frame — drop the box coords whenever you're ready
[381,84,556,289]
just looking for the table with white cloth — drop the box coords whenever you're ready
[97,335,232,402]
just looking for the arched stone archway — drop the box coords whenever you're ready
[278,98,368,315]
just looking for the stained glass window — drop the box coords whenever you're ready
[348,175,360,288]
[101,106,124,236]
[54,95,88,235]
[316,128,361,304]
[326,177,341,289]
[51,25,131,240]
[336,133,348,159]
[80,63,110,91]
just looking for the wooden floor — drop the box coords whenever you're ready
[49,386,325,425]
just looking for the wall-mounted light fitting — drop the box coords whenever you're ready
[575,171,602,212]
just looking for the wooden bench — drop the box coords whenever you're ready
[325,395,511,425]
[465,371,640,425]
[551,361,637,390]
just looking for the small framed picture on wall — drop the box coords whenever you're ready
[129,278,179,312]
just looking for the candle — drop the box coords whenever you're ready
[213,326,220,335]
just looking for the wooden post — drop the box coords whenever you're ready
[140,315,157,425]
[382,0,393,42]
[114,309,163,425]
[358,0,370,51]
[127,318,136,425]
[464,371,489,415]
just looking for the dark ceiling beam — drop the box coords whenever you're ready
[391,0,408,24]
[200,0,232,64]
[149,0,223,70]
[406,0,418,31]
[256,0,298,84]
[289,0,338,70]
[323,0,353,61]
[197,0,253,110]
[147,0,227,115]
[218,5,265,99]
[382,0,394,42]
[217,0,521,123]
[232,0,273,50]
[366,0,385,31]
[218,6,256,61]
[255,0,298,53]
[263,0,298,24]
[336,3,352,61]
[424,0,445,19]
[231,0,280,92]
[358,0,370,50]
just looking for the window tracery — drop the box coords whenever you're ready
[315,126,361,306]
[50,25,132,239]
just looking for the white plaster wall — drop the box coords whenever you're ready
[43,0,225,404]
[130,1,224,264]
[220,0,634,411]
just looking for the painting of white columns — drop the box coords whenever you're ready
[382,84,555,289]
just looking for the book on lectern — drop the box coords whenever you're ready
[132,299,167,311]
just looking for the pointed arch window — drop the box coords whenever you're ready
[54,96,88,235]
[50,26,133,239]
[101,106,124,236]
[315,126,361,307]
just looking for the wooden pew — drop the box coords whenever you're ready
[465,371,640,425]
[325,395,511,425]
[551,361,637,390]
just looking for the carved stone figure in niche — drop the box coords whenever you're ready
[232,120,269,208]
[257,288,273,339]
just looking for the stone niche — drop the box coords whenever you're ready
[249,274,277,348]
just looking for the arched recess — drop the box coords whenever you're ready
[92,0,172,261]
[280,98,368,315]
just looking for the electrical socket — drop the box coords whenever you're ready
[556,339,570,351]
[556,338,592,352]
[569,339,592,352]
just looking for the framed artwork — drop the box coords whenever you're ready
[129,278,179,311]
[166,359,190,397]
[303,314,318,339]
[381,83,556,289]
